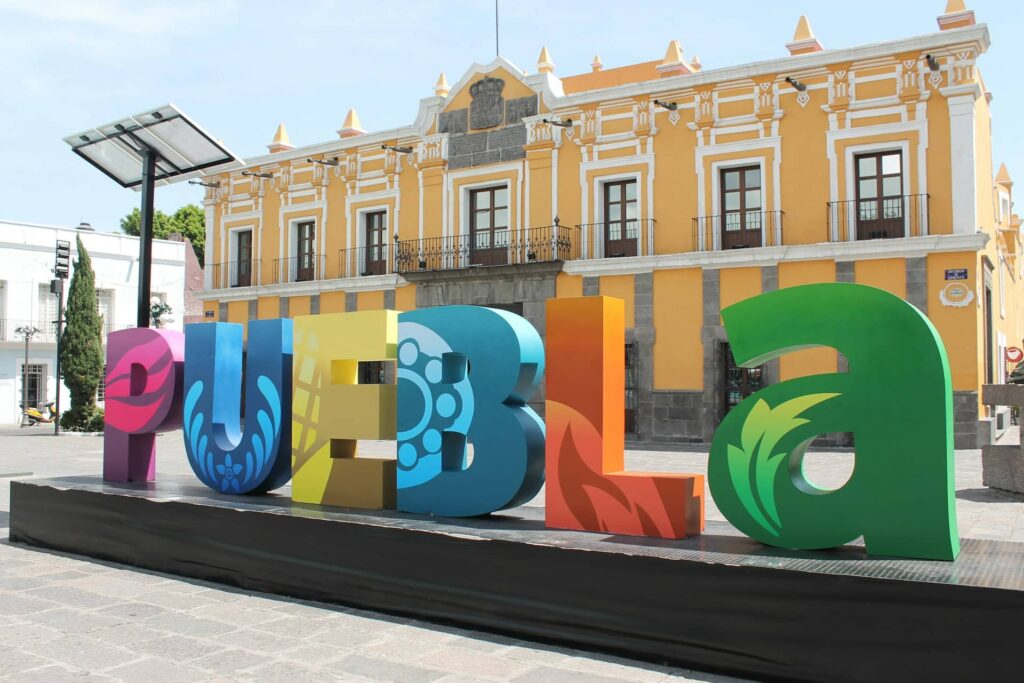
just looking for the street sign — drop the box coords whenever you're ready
[1006,347,1023,363]
[55,240,70,279]
[944,268,968,281]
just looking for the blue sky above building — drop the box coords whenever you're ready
[0,0,1017,232]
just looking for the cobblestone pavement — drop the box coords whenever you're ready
[2,427,1023,681]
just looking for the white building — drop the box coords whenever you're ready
[0,220,187,425]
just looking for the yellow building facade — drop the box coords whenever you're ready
[199,3,1019,447]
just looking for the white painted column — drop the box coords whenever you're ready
[947,93,978,235]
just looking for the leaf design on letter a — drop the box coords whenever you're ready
[726,393,840,537]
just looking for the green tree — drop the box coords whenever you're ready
[120,203,205,265]
[59,235,104,430]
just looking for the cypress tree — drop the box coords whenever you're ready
[59,235,104,429]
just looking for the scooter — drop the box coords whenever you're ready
[21,402,57,426]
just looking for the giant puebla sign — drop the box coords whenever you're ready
[103,284,960,561]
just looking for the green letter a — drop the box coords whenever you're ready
[709,283,959,560]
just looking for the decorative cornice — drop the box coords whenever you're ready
[562,233,991,276]
[198,273,406,301]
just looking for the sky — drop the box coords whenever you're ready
[0,0,1019,234]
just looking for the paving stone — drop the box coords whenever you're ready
[3,664,117,682]
[0,648,50,675]
[237,660,336,682]
[132,634,222,662]
[22,635,131,671]
[24,607,122,634]
[25,585,121,610]
[190,646,273,676]
[511,666,626,682]
[95,601,170,621]
[104,656,209,682]
[144,611,238,637]
[416,645,533,678]
[0,592,59,615]
[332,653,446,683]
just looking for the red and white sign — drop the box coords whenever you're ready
[1006,347,1024,363]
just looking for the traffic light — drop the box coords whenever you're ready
[55,240,70,279]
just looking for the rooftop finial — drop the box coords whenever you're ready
[591,54,603,72]
[656,39,695,77]
[537,46,555,74]
[337,109,365,139]
[937,0,975,30]
[996,163,1013,188]
[786,15,824,55]
[435,72,450,97]
[267,123,294,154]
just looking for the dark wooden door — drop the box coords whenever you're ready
[625,341,638,434]
[364,211,387,275]
[236,230,252,287]
[855,151,903,240]
[720,166,762,249]
[296,221,315,281]
[603,180,638,257]
[469,186,509,266]
[723,343,764,417]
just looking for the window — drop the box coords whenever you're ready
[96,289,114,337]
[364,211,387,275]
[296,221,316,282]
[602,180,639,257]
[469,186,509,266]
[235,230,253,287]
[720,166,762,249]
[21,363,46,410]
[97,364,107,403]
[38,283,58,342]
[0,280,6,341]
[625,341,638,434]
[723,343,764,418]
[358,361,388,385]
[855,151,903,240]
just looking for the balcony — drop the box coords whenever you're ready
[0,319,58,343]
[691,211,784,251]
[395,224,579,274]
[338,245,393,278]
[210,260,260,288]
[273,255,325,284]
[827,194,929,242]
[575,219,655,258]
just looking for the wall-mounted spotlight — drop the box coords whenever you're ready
[307,157,340,166]
[542,117,573,128]
[785,76,807,92]
[925,54,941,72]
[188,180,220,188]
[381,144,414,154]
[241,171,274,179]
[653,99,678,111]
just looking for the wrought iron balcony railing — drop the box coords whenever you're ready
[338,245,392,278]
[574,219,655,258]
[273,254,324,284]
[691,211,784,251]
[394,224,579,273]
[827,194,929,242]
[210,260,260,288]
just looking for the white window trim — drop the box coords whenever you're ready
[842,141,916,241]
[591,171,643,260]
[286,217,319,282]
[709,157,769,251]
[226,225,254,287]
[460,180,512,268]
[354,205,391,277]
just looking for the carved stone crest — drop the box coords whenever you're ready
[470,77,505,130]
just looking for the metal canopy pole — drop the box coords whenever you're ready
[137,146,156,328]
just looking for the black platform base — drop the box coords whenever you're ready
[10,476,1024,682]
